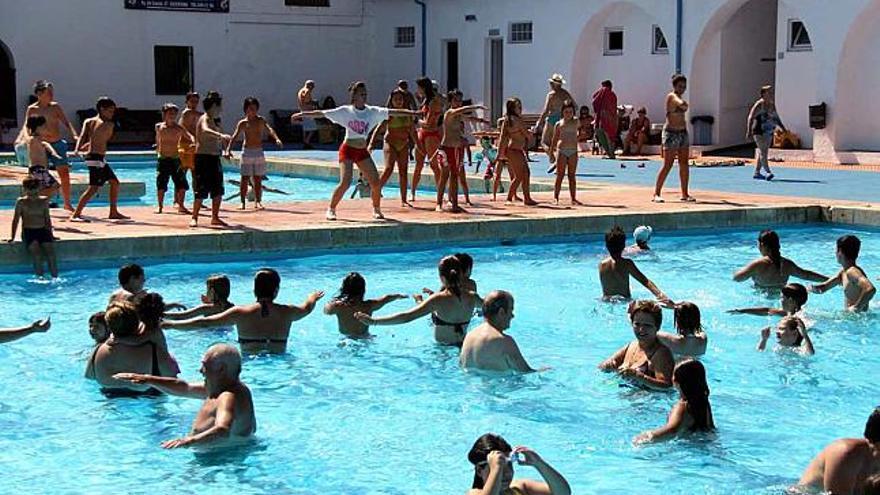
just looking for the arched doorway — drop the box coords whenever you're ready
[570,2,671,125]
[690,0,778,146]
[834,1,880,151]
[0,40,16,126]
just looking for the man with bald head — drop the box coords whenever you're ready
[459,290,541,373]
[114,343,256,448]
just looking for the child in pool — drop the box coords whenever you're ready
[417,252,478,302]
[810,235,876,312]
[164,275,235,320]
[729,282,808,317]
[633,359,715,444]
[657,302,707,357]
[84,311,107,378]
[323,272,408,338]
[756,315,814,355]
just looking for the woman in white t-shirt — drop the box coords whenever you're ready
[293,81,418,220]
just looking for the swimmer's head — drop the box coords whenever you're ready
[348,81,367,105]
[454,252,474,278]
[337,272,366,303]
[438,255,464,297]
[865,407,880,444]
[203,91,223,115]
[758,230,781,268]
[105,301,140,338]
[243,96,259,116]
[254,268,281,302]
[118,263,145,292]
[206,275,231,304]
[468,433,515,489]
[482,290,515,330]
[96,96,116,120]
[88,311,109,343]
[674,302,702,336]
[605,225,627,258]
[136,292,165,328]
[22,177,40,194]
[673,359,713,430]
[775,316,804,347]
[201,343,242,393]
[836,235,861,265]
[633,225,653,248]
[671,74,687,94]
[561,99,576,119]
[628,300,662,341]
[504,97,522,118]
[781,283,808,313]
[26,115,47,137]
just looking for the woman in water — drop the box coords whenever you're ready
[293,81,418,220]
[369,88,422,207]
[496,97,537,206]
[547,99,582,206]
[324,272,408,339]
[354,255,481,346]
[438,90,487,212]
[163,269,324,354]
[411,77,444,202]
[653,74,693,203]
[657,302,707,358]
[746,85,787,180]
[733,230,827,289]
[599,300,674,389]
[466,433,572,495]
[633,359,715,444]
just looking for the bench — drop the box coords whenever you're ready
[77,108,160,146]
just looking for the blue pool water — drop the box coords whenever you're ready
[0,225,878,493]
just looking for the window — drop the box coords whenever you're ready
[604,28,624,55]
[788,19,812,51]
[652,25,669,54]
[154,46,193,96]
[284,0,330,6]
[395,26,416,48]
[509,22,533,44]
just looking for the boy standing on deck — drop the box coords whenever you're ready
[7,177,58,278]
[225,97,283,210]
[178,92,202,173]
[155,103,193,214]
[810,235,876,312]
[70,97,128,222]
[22,115,62,198]
[191,91,231,227]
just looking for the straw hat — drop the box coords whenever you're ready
[548,73,566,85]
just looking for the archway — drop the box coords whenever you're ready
[689,0,778,146]
[570,2,671,125]
[0,40,15,125]
[833,0,880,151]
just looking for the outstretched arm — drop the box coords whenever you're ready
[292,110,326,120]
[628,260,670,304]
[368,293,409,312]
[809,270,843,294]
[446,104,487,118]
[290,291,325,321]
[727,307,784,316]
[112,373,206,398]
[0,318,50,344]
[789,261,827,283]
[514,447,572,495]
[162,305,244,330]
[163,304,216,320]
[733,259,760,282]
[355,293,439,326]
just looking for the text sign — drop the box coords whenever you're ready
[125,0,229,13]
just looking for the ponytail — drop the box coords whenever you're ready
[438,255,464,298]
[759,230,782,272]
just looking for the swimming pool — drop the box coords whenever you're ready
[0,225,877,493]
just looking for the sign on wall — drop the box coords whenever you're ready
[124,0,229,13]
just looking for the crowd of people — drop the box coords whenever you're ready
[2,224,876,493]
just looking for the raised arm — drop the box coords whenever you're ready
[757,326,771,351]
[0,318,50,344]
[799,324,815,355]
[162,305,245,330]
[514,447,572,495]
[289,291,325,321]
[368,293,409,312]
[112,373,206,398]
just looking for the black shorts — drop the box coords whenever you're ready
[156,157,189,192]
[28,165,59,190]
[193,154,224,200]
[22,227,53,247]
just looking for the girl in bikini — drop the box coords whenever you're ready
[654,74,694,203]
[548,99,582,206]
[496,98,537,206]
[438,91,487,212]
[370,88,422,207]
[412,77,444,202]
[466,433,572,495]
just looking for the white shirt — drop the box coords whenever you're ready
[323,105,389,141]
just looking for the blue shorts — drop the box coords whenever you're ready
[48,140,70,169]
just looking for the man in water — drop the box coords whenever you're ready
[798,407,880,494]
[460,290,539,373]
[114,343,256,448]
[599,226,671,304]
[810,235,876,312]
[537,74,573,160]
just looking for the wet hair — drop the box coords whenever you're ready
[672,74,688,86]
[674,302,702,336]
[335,272,366,303]
[601,80,613,89]
[243,96,260,112]
[22,177,40,190]
[482,290,513,318]
[203,91,222,112]
[33,80,53,94]
[96,96,116,111]
[186,91,200,101]
[386,88,408,108]
[780,316,805,346]
[605,225,626,258]
[89,311,108,343]
[416,77,436,102]
[865,407,880,443]
[454,252,474,275]
[117,263,145,286]
[105,302,140,338]
[628,300,663,328]
[136,292,165,328]
[348,81,367,103]
[561,99,576,114]
[759,230,782,271]
[254,268,281,317]
[781,283,808,309]
[504,97,521,121]
[161,102,179,115]
[837,235,861,262]
[467,433,513,489]
[438,255,464,298]
[26,115,47,135]
[674,360,713,431]
[206,275,231,304]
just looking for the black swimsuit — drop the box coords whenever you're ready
[238,337,287,345]
[431,313,471,338]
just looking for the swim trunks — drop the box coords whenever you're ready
[338,142,372,163]
[47,139,70,169]
[662,127,689,150]
[178,146,195,170]
[193,154,224,200]
[85,153,118,187]
[156,156,189,192]
[28,165,59,190]
[240,148,267,177]
[22,227,53,247]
